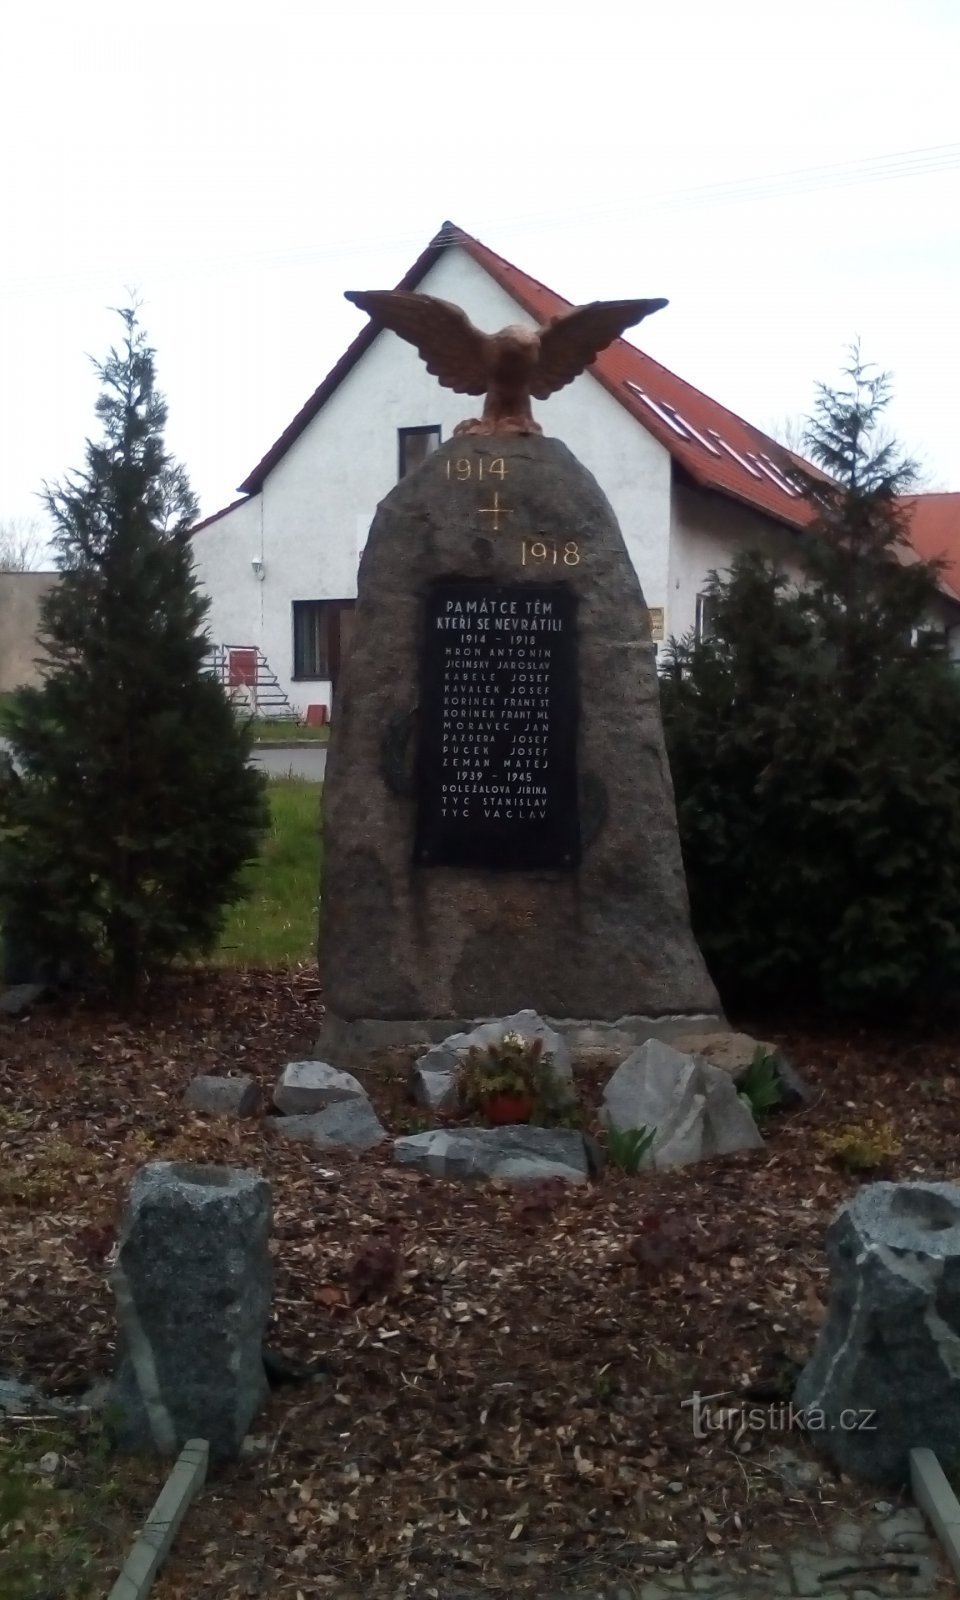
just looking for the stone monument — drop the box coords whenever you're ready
[318,289,722,1057]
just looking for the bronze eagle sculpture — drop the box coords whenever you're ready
[344,288,668,436]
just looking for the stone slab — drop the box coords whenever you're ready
[317,1009,728,1067]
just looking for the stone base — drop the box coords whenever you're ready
[317,1010,728,1065]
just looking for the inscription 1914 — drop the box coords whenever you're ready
[414,580,580,871]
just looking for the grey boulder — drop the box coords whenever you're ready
[410,1067,459,1114]
[109,1162,272,1461]
[0,1377,80,1418]
[413,1010,575,1111]
[0,983,46,1017]
[795,1181,960,1484]
[602,1038,763,1169]
[394,1125,589,1183]
[273,1060,368,1115]
[672,1029,811,1110]
[268,1098,387,1150]
[184,1074,259,1117]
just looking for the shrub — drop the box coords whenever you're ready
[606,1124,657,1173]
[660,350,960,1015]
[458,1032,563,1121]
[738,1049,783,1118]
[0,307,267,1002]
[819,1119,902,1174]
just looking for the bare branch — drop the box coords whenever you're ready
[0,517,47,572]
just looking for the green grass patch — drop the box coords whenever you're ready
[243,716,330,743]
[0,1415,139,1598]
[216,777,322,967]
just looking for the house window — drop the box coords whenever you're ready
[695,592,716,642]
[398,425,441,479]
[292,600,355,682]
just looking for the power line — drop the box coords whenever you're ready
[2,141,958,298]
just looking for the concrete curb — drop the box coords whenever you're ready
[107,1438,209,1600]
[910,1446,960,1586]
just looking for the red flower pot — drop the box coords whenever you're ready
[484,1093,534,1126]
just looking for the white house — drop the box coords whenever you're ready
[190,221,960,717]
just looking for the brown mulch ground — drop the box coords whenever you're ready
[1,968,959,1597]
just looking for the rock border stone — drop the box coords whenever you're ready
[183,1075,259,1117]
[267,1098,388,1150]
[911,1447,960,1588]
[601,1038,764,1168]
[273,1060,369,1116]
[0,982,47,1017]
[107,1437,208,1600]
[394,1125,590,1184]
[110,1162,272,1460]
[795,1181,960,1483]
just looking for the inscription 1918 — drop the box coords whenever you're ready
[413,580,580,871]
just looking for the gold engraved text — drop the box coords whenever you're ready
[521,539,581,567]
[478,492,512,531]
[445,457,507,481]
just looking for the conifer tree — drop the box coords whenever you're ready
[0,307,267,1001]
[660,349,960,1014]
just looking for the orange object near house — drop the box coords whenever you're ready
[305,704,329,726]
[228,648,257,688]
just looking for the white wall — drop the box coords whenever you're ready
[669,481,960,659]
[668,481,807,642]
[190,494,265,651]
[190,245,672,712]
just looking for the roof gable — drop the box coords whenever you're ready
[212,220,956,596]
[237,220,811,529]
[237,230,456,495]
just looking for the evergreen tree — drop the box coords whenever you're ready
[660,349,960,1015]
[0,307,268,1001]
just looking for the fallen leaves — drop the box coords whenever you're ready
[1,974,958,1598]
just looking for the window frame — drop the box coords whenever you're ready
[695,591,716,643]
[397,424,441,480]
[291,599,355,682]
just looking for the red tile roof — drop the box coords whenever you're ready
[898,492,960,587]
[443,223,815,531]
[190,495,251,536]
[214,221,956,602]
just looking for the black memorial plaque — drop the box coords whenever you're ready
[414,580,580,870]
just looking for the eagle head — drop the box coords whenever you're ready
[491,324,541,378]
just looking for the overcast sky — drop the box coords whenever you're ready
[2,0,958,552]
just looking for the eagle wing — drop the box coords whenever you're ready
[530,297,669,400]
[345,289,489,395]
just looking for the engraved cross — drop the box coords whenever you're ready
[478,492,512,532]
